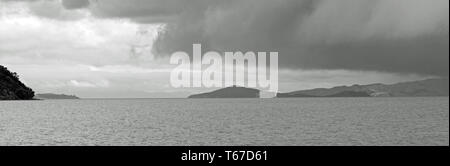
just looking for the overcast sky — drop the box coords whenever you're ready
[0,0,448,98]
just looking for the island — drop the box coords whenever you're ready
[188,86,260,98]
[277,78,449,98]
[35,93,80,100]
[0,65,35,100]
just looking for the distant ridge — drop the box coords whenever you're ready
[277,78,449,98]
[35,93,80,100]
[188,86,260,98]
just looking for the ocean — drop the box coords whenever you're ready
[0,97,448,146]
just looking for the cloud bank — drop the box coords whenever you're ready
[86,0,449,76]
[2,0,448,76]
[151,0,449,76]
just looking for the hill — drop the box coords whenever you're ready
[189,86,260,98]
[0,65,35,100]
[277,78,449,98]
[35,93,80,100]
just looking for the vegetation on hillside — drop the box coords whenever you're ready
[0,65,35,100]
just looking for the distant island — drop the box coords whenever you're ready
[35,93,80,100]
[0,65,35,100]
[277,78,449,98]
[189,86,260,98]
[188,79,449,99]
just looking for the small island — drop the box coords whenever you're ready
[0,65,35,100]
[188,86,260,98]
[35,93,80,100]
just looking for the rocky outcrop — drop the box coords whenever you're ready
[0,65,35,100]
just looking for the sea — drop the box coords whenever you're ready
[0,97,448,146]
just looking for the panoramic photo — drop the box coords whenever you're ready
[0,0,448,150]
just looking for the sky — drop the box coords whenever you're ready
[0,0,448,98]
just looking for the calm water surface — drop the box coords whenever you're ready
[0,97,448,146]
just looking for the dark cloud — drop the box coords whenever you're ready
[149,0,449,76]
[0,0,38,2]
[1,0,90,10]
[88,0,227,23]
[62,0,89,10]
[281,36,449,76]
[1,0,88,20]
[2,0,449,76]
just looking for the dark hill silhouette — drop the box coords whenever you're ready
[0,65,35,100]
[189,86,260,98]
[35,93,80,100]
[277,78,449,98]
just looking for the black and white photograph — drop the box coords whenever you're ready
[0,0,448,163]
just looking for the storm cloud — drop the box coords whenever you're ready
[86,0,450,76]
[1,0,449,76]
[62,0,89,10]
[147,0,448,76]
